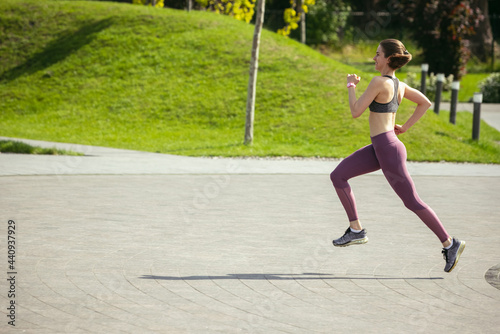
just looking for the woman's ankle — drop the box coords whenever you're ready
[349,219,363,231]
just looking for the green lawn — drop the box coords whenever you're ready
[1,0,499,163]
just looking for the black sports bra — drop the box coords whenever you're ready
[369,75,400,113]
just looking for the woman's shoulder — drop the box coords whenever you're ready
[366,76,386,90]
[369,76,385,83]
[369,75,396,86]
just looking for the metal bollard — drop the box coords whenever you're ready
[420,63,429,96]
[434,73,445,115]
[449,81,460,125]
[472,93,483,140]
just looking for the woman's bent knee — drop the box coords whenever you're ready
[330,169,344,188]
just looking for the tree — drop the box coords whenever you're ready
[244,0,265,145]
[195,0,256,22]
[133,0,164,7]
[277,0,315,42]
[305,0,350,46]
[398,0,484,80]
[469,0,493,62]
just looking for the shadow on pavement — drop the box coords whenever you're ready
[140,273,444,281]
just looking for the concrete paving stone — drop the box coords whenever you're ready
[0,137,499,333]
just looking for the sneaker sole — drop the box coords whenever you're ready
[333,237,368,247]
[446,241,466,273]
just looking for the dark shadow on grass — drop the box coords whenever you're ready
[435,131,452,138]
[139,273,443,281]
[0,18,113,82]
[0,140,83,155]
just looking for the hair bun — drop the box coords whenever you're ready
[380,39,412,69]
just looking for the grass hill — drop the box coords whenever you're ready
[1,0,499,163]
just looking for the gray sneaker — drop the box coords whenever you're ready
[333,227,368,247]
[442,238,466,273]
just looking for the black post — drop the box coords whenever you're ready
[472,93,483,141]
[420,63,428,96]
[434,73,444,115]
[449,81,460,124]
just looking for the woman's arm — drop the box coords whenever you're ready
[394,83,432,135]
[347,74,381,118]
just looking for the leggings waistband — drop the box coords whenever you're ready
[370,130,399,146]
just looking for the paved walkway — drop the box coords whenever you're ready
[437,102,500,130]
[0,136,499,333]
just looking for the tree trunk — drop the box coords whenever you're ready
[298,0,305,44]
[244,0,265,145]
[469,0,493,62]
[300,12,306,44]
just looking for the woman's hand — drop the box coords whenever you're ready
[347,74,361,85]
[394,124,406,135]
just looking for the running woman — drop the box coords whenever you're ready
[330,39,465,273]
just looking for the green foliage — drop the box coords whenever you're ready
[277,0,315,37]
[305,0,349,46]
[398,0,483,79]
[0,0,499,163]
[479,73,500,102]
[195,0,256,23]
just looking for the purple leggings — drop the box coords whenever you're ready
[330,130,450,243]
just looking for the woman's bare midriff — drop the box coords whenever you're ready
[369,112,396,137]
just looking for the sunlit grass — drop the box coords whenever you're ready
[0,0,499,163]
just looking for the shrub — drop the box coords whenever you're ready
[405,72,454,102]
[479,73,500,103]
[304,0,350,46]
